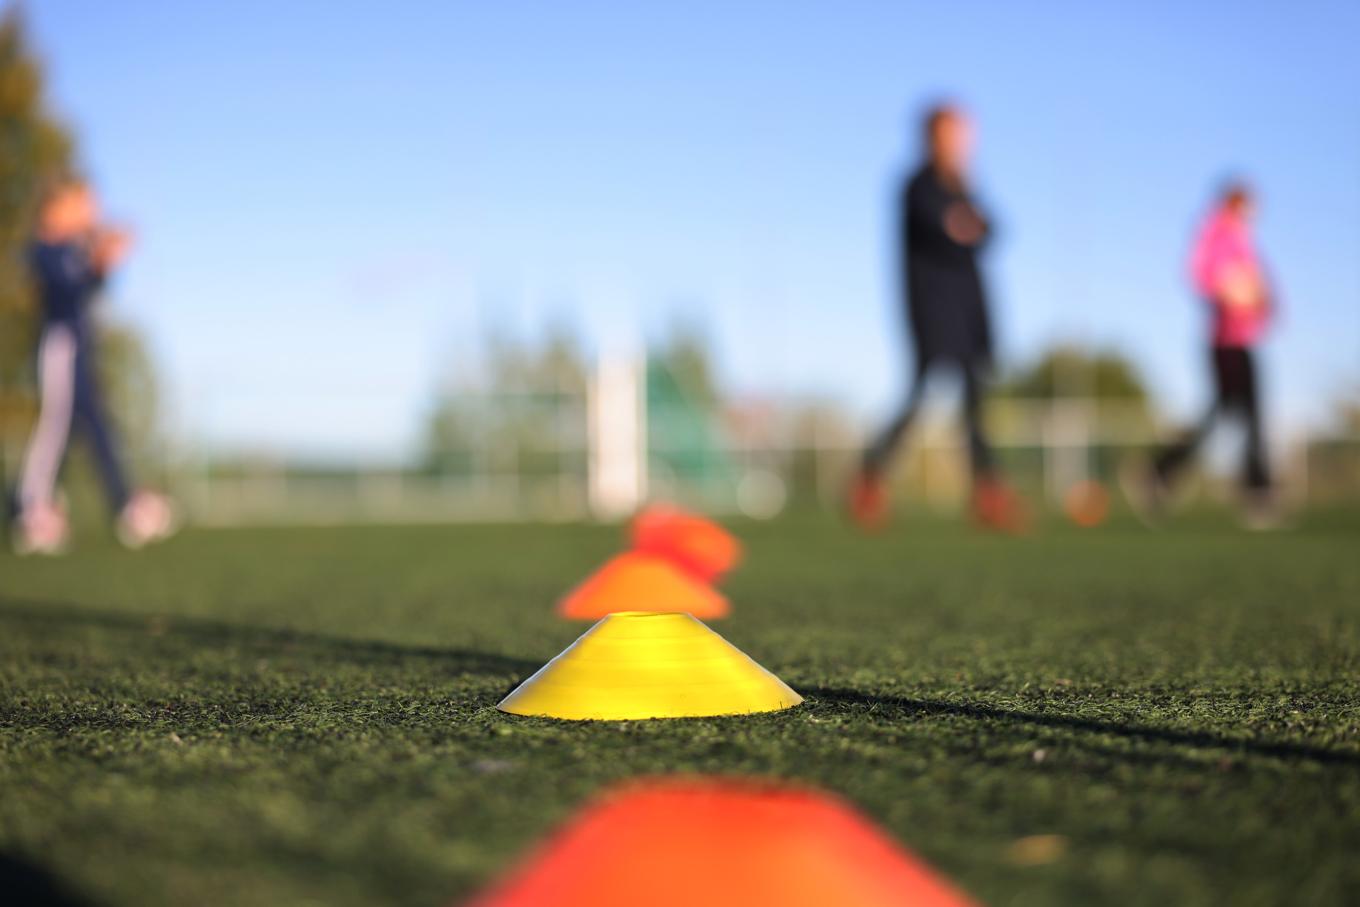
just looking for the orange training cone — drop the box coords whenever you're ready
[464,777,979,907]
[630,503,742,582]
[556,550,729,620]
[1063,479,1110,528]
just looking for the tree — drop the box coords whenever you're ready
[0,8,74,465]
[650,321,720,408]
[1334,384,1360,435]
[995,345,1151,403]
[0,9,162,491]
[97,323,162,468]
[420,324,588,476]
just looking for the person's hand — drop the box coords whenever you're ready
[944,202,986,246]
[1218,264,1264,311]
[91,225,134,272]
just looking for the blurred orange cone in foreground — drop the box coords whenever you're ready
[465,778,978,907]
[556,551,729,620]
[630,503,742,582]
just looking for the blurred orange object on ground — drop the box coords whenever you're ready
[630,503,742,581]
[556,551,730,620]
[847,470,890,532]
[465,778,978,907]
[971,477,1030,535]
[1063,480,1111,528]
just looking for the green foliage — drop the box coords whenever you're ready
[420,321,729,482]
[480,322,588,393]
[1301,387,1360,503]
[1334,385,1360,434]
[0,9,161,495]
[1,516,1359,906]
[996,345,1152,403]
[650,320,720,407]
[0,7,73,443]
[420,325,587,477]
[97,322,162,462]
[644,323,734,502]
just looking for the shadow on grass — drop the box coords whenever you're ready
[0,598,540,677]
[806,686,1360,767]
[0,852,101,907]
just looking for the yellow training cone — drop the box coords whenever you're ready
[498,612,802,720]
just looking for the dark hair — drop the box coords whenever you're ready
[1220,179,1253,209]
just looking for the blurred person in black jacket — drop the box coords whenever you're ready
[850,104,1025,532]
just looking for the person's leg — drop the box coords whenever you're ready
[960,357,996,479]
[17,325,78,512]
[861,357,931,479]
[71,343,131,516]
[960,357,1027,532]
[1152,348,1226,487]
[1151,411,1215,486]
[1237,347,1271,492]
[849,357,931,529]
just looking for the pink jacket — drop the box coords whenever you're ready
[1189,209,1273,348]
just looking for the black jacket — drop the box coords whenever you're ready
[899,164,993,365]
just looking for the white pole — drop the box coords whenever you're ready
[588,350,646,519]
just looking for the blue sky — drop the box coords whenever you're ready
[21,0,1360,458]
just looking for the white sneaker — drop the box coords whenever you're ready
[12,502,70,556]
[116,491,179,550]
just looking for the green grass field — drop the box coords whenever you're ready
[3,513,1359,906]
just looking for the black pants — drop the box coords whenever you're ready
[1154,346,1270,492]
[862,354,996,480]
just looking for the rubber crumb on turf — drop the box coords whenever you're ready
[1004,834,1068,866]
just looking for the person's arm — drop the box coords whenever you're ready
[90,226,133,277]
[1191,221,1264,308]
[910,178,988,250]
[944,199,988,247]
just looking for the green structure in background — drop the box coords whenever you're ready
[645,357,739,509]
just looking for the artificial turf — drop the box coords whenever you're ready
[1,512,1358,906]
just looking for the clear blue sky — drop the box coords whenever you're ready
[21,0,1360,458]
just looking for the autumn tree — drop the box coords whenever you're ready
[0,7,73,468]
[0,9,162,490]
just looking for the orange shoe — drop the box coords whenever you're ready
[847,470,889,531]
[971,477,1028,535]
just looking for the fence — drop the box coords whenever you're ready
[5,359,1349,527]
[168,394,1321,526]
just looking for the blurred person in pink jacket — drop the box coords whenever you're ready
[1126,181,1279,527]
